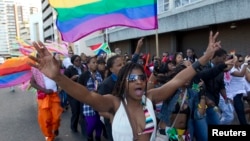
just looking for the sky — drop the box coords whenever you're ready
[16,0,41,9]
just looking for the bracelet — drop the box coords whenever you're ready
[243,62,248,66]
[198,104,207,109]
[192,61,203,73]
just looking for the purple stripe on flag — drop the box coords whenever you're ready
[58,14,157,42]
[0,71,32,88]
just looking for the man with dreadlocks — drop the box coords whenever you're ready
[29,31,221,141]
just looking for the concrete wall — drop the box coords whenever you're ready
[107,17,250,58]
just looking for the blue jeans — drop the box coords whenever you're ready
[219,96,234,124]
[206,106,221,125]
[233,94,248,125]
[104,118,113,141]
[79,115,87,138]
[193,118,208,141]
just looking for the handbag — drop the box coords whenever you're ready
[156,89,188,141]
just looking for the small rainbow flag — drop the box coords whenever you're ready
[49,0,158,42]
[17,38,69,56]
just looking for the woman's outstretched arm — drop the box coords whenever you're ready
[28,41,117,113]
[148,31,221,103]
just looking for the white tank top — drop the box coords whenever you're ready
[112,96,157,141]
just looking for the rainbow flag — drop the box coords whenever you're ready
[0,70,32,88]
[49,0,158,42]
[17,38,69,56]
[0,56,33,76]
[0,56,34,88]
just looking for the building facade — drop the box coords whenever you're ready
[0,0,9,57]
[0,0,16,57]
[0,0,40,57]
[41,0,55,42]
[84,0,250,57]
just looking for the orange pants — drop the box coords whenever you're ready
[37,92,63,141]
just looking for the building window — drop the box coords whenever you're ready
[175,0,201,8]
[158,0,170,14]
[34,23,40,41]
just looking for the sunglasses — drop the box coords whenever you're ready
[238,60,243,62]
[127,74,146,82]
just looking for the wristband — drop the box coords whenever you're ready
[192,61,203,73]
[243,62,248,66]
[198,104,207,109]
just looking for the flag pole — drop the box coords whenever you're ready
[104,28,111,54]
[104,28,109,44]
[104,29,106,43]
[155,29,159,57]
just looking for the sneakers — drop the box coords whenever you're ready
[44,130,58,141]
[54,130,59,136]
[45,136,55,141]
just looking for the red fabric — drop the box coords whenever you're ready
[37,90,47,99]
[161,56,168,63]
[144,67,152,78]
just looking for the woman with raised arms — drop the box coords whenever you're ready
[29,31,221,141]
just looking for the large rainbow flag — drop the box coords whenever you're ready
[0,71,32,88]
[0,56,33,88]
[49,0,158,42]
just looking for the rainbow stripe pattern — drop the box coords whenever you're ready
[49,0,158,42]
[141,108,154,134]
[17,38,69,56]
[0,56,32,76]
[0,71,32,88]
[0,56,33,88]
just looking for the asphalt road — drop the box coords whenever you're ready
[0,87,87,141]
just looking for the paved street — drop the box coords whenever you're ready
[0,87,86,141]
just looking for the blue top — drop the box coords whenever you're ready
[157,88,204,126]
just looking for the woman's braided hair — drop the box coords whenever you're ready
[112,62,147,101]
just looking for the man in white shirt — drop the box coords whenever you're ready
[62,51,74,69]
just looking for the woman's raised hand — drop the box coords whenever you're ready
[28,41,61,79]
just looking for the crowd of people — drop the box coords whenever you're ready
[28,31,250,141]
